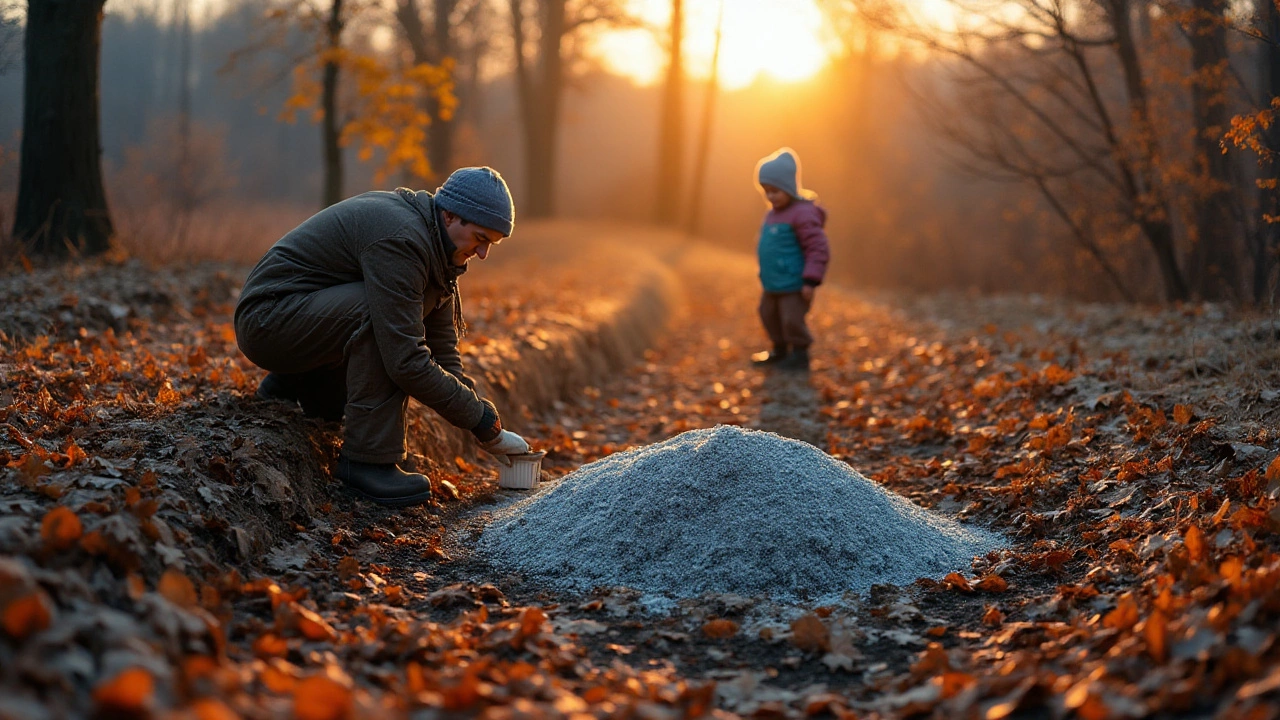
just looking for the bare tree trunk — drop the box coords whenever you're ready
[525,0,564,217]
[321,0,344,207]
[1256,0,1280,303]
[510,0,564,218]
[510,0,536,207]
[510,0,623,216]
[654,0,683,225]
[428,0,458,179]
[175,0,193,245]
[685,0,723,236]
[396,0,457,183]
[1185,0,1241,300]
[462,0,491,127]
[1107,0,1189,301]
[850,32,876,156]
[13,0,114,258]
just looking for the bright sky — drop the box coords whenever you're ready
[591,0,958,90]
[591,0,840,90]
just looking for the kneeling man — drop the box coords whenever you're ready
[235,167,530,506]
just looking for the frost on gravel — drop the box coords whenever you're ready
[479,425,1002,599]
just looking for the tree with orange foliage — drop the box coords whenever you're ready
[393,0,495,183]
[229,0,456,208]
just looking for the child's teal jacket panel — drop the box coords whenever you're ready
[757,223,807,292]
[755,200,830,293]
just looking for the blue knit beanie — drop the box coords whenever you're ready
[756,148,814,201]
[434,167,515,237]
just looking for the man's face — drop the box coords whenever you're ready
[442,211,505,266]
[761,184,792,211]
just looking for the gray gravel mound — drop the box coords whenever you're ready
[479,425,1002,599]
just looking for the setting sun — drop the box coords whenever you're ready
[592,0,838,90]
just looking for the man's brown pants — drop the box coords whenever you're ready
[758,291,813,351]
[235,283,411,464]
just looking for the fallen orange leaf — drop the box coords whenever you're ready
[253,633,290,658]
[2,590,53,639]
[336,556,359,579]
[294,674,352,720]
[80,530,110,555]
[701,618,739,639]
[911,642,951,675]
[1172,404,1193,424]
[1266,455,1280,482]
[191,698,238,720]
[1185,524,1206,563]
[790,614,830,653]
[1145,610,1168,662]
[943,572,973,592]
[159,568,199,608]
[518,606,546,644]
[93,667,154,713]
[1103,594,1139,631]
[975,574,1008,592]
[293,604,337,642]
[40,506,83,551]
[982,605,1004,627]
[260,662,299,694]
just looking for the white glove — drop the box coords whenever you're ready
[480,430,531,466]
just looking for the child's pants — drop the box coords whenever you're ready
[758,291,813,350]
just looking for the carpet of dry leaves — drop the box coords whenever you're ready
[3,224,1280,719]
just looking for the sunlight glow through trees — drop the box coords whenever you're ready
[592,0,839,89]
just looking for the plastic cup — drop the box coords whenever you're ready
[497,450,546,489]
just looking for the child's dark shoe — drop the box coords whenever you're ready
[751,345,789,366]
[775,348,810,372]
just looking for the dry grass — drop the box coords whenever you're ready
[0,190,312,270]
[109,198,312,266]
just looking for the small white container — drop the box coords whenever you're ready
[497,451,546,490]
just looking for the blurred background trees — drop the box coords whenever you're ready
[0,0,1276,303]
[509,0,632,216]
[12,0,114,258]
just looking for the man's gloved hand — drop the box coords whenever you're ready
[471,398,503,443]
[480,430,531,466]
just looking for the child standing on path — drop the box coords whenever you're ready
[752,147,830,372]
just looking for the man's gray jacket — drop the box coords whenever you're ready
[235,189,485,431]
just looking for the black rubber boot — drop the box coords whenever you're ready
[775,348,810,372]
[256,373,299,402]
[335,455,434,507]
[752,345,789,366]
[257,371,345,422]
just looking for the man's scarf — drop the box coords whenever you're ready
[397,188,467,338]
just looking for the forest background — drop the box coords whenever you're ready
[0,0,1277,304]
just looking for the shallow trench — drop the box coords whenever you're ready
[241,222,689,562]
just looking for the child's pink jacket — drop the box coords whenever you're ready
[761,200,831,286]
